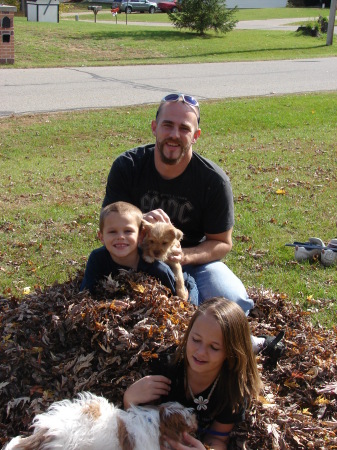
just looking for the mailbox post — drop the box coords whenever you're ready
[0,4,17,65]
[88,5,102,23]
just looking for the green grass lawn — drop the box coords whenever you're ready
[1,7,336,328]
[1,93,336,327]
[9,14,337,69]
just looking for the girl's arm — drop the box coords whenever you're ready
[202,421,234,450]
[123,375,171,409]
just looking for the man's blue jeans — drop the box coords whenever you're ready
[184,261,254,315]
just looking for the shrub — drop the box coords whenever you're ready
[169,0,238,36]
[4,0,20,9]
[296,15,329,36]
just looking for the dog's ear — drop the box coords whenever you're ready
[139,220,153,244]
[6,427,52,449]
[141,219,154,233]
[174,228,183,241]
[159,403,197,443]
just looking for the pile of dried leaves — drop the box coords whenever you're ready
[1,272,336,449]
[235,289,337,450]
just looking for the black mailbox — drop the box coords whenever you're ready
[87,5,102,22]
[2,16,11,28]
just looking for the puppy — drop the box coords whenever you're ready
[140,220,187,300]
[4,393,197,450]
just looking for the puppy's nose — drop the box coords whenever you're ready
[154,251,161,257]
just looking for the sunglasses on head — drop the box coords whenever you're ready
[159,93,200,123]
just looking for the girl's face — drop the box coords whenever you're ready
[186,312,226,379]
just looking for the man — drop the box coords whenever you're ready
[102,93,287,358]
[102,93,253,314]
[103,94,253,314]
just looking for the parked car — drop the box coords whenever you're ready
[157,0,181,13]
[118,0,157,13]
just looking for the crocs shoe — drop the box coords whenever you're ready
[258,331,285,362]
[294,237,324,262]
[321,239,337,267]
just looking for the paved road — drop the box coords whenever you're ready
[1,58,337,117]
[1,17,337,117]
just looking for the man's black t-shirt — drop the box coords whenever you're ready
[103,145,234,248]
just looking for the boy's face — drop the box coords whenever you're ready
[98,212,139,262]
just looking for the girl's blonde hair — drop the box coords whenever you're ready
[99,201,143,233]
[175,297,262,416]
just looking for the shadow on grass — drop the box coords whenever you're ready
[70,28,329,47]
[70,28,200,41]
[76,30,328,61]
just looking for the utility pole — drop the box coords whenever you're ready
[326,0,336,46]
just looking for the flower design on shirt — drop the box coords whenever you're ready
[194,396,209,411]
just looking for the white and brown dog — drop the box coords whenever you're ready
[140,221,187,300]
[4,393,197,450]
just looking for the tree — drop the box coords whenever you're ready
[169,0,238,36]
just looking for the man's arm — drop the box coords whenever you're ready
[181,228,233,266]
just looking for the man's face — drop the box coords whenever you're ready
[151,101,201,166]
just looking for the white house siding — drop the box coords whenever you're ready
[226,0,288,7]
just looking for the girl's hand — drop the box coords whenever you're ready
[123,375,171,409]
[162,432,206,450]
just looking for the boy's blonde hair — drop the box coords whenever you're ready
[99,202,143,233]
[175,297,262,415]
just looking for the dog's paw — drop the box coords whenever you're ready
[143,255,155,263]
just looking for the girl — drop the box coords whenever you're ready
[123,297,262,450]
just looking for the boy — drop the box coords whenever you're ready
[80,201,197,302]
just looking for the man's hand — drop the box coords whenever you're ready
[143,209,171,224]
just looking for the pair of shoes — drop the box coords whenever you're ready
[321,239,337,267]
[258,331,285,362]
[294,237,324,262]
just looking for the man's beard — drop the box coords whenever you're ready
[157,138,189,166]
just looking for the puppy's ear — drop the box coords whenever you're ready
[141,219,154,233]
[175,228,183,241]
[139,220,152,245]
[6,428,52,449]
